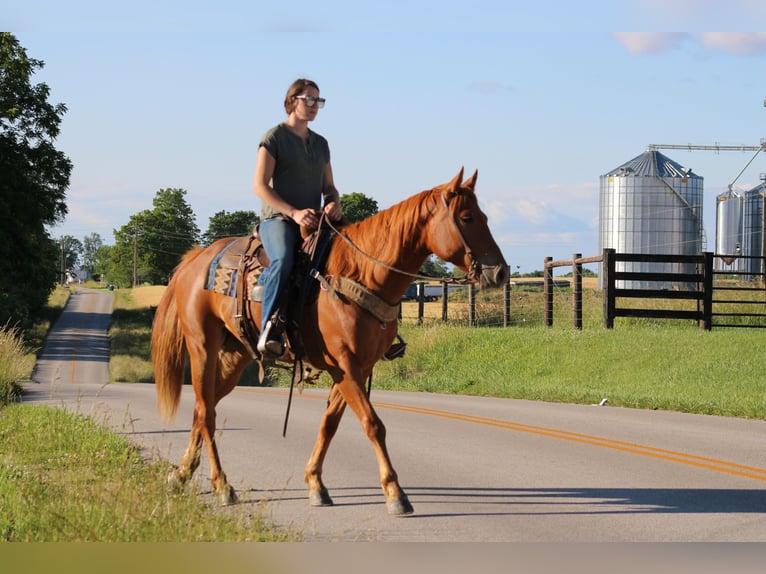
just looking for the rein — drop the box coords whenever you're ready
[323,192,477,286]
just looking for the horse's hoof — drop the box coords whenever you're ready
[218,484,237,506]
[309,488,334,507]
[386,496,414,516]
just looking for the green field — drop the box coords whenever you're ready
[103,282,766,420]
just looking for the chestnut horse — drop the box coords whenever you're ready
[151,168,507,515]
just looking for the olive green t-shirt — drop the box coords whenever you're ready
[258,123,331,220]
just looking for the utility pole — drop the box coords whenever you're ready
[60,238,65,285]
[132,224,138,288]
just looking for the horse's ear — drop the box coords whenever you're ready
[447,167,465,197]
[462,169,478,191]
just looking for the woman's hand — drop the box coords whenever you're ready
[291,208,320,230]
[323,201,342,221]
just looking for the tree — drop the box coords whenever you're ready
[81,232,103,279]
[57,235,82,282]
[108,188,199,286]
[92,244,112,283]
[202,210,259,246]
[0,33,72,324]
[340,192,378,223]
[420,255,452,278]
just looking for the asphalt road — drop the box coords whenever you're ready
[23,288,766,542]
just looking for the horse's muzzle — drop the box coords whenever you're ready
[479,263,507,289]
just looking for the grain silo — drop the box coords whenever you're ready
[742,182,765,277]
[599,150,704,289]
[715,188,743,268]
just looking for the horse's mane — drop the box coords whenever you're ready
[326,188,440,286]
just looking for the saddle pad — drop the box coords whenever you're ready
[205,237,264,300]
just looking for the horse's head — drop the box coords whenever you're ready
[428,168,508,289]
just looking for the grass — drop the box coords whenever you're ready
[0,325,30,405]
[109,289,156,383]
[0,403,294,541]
[1,284,295,542]
[0,285,71,407]
[107,282,766,419]
[373,323,766,419]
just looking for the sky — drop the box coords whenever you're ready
[5,1,766,274]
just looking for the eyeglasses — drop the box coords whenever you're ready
[294,95,326,109]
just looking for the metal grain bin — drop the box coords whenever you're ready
[742,183,765,277]
[715,188,743,267]
[599,150,704,289]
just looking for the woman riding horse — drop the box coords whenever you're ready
[151,168,508,515]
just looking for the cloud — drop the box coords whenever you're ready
[611,33,688,55]
[516,198,549,225]
[613,32,766,56]
[699,32,766,55]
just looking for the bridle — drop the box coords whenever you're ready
[322,189,482,285]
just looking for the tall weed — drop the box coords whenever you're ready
[0,324,32,405]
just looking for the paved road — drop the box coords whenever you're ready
[23,289,766,542]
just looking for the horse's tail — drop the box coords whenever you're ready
[151,278,186,422]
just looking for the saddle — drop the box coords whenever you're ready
[204,220,407,375]
[204,225,334,361]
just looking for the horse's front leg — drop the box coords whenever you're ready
[337,376,414,516]
[304,384,346,507]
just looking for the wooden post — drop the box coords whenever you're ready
[544,257,553,327]
[503,275,511,327]
[417,281,424,325]
[468,283,476,327]
[573,252,582,330]
[603,248,615,329]
[441,282,448,322]
[701,251,713,330]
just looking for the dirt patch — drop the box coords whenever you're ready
[131,285,166,308]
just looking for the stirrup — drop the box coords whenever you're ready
[382,334,407,361]
[257,316,286,358]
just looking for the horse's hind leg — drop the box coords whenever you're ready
[304,384,347,507]
[184,324,239,506]
[168,424,203,492]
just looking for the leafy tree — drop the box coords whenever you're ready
[108,188,199,286]
[0,33,72,324]
[92,243,112,283]
[420,255,452,278]
[56,235,82,282]
[340,192,378,223]
[202,209,259,246]
[81,232,103,278]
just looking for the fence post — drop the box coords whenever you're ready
[701,252,713,330]
[603,248,615,328]
[504,275,511,327]
[468,283,476,327]
[573,252,582,330]
[544,256,553,327]
[417,281,424,325]
[441,282,448,322]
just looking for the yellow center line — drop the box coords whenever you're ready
[237,387,766,483]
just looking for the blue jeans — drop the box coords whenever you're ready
[258,217,300,331]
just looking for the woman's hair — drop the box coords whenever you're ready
[284,78,320,114]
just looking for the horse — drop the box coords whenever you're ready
[151,168,508,515]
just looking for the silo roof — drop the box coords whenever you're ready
[746,181,766,194]
[603,150,700,178]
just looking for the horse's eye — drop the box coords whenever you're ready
[460,213,474,224]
